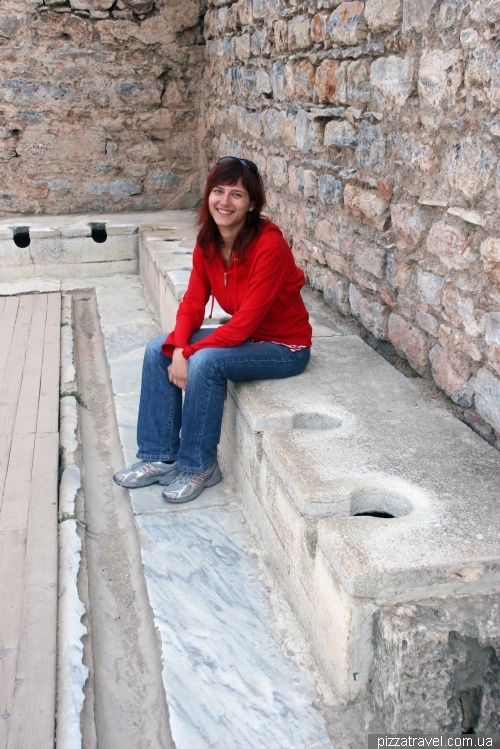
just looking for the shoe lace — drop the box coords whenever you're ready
[131,460,148,469]
[177,470,207,486]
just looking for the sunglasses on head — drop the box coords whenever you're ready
[217,156,259,174]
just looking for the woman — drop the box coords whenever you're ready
[113,156,312,503]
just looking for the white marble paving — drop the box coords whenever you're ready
[76,274,333,748]
[136,507,332,749]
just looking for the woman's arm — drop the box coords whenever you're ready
[182,239,291,358]
[161,245,212,358]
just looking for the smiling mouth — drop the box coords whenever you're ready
[216,208,234,215]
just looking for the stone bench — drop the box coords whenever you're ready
[0,211,195,282]
[139,225,229,332]
[220,336,500,708]
[140,236,500,730]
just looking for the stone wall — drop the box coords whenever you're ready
[202,0,500,448]
[0,0,204,214]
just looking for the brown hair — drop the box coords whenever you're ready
[196,158,268,262]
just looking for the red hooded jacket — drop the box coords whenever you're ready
[162,222,312,359]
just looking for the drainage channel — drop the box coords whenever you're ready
[72,290,175,749]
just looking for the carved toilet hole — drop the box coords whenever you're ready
[90,222,107,243]
[13,226,31,248]
[350,490,413,519]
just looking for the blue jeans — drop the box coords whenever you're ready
[136,328,311,472]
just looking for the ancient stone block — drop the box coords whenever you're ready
[264,108,279,140]
[315,59,342,104]
[316,218,339,245]
[288,165,301,196]
[235,33,251,60]
[418,48,463,109]
[236,0,252,27]
[480,237,500,285]
[267,156,288,186]
[256,69,272,96]
[487,345,500,377]
[364,0,402,32]
[327,2,367,46]
[278,111,296,145]
[402,0,437,32]
[386,254,412,289]
[0,15,23,39]
[253,0,283,20]
[293,59,316,98]
[324,274,350,314]
[71,0,114,10]
[312,11,329,42]
[295,110,323,152]
[370,56,414,109]
[352,270,378,292]
[447,137,495,201]
[475,367,500,432]
[326,253,350,276]
[240,67,257,95]
[288,14,312,50]
[388,313,429,373]
[389,134,439,173]
[465,48,495,89]
[355,121,384,169]
[126,142,160,161]
[145,170,181,189]
[303,169,318,198]
[273,19,288,52]
[416,269,445,307]
[427,221,473,270]
[324,119,358,148]
[318,174,344,204]
[270,61,287,101]
[344,184,390,230]
[485,312,500,346]
[251,28,271,56]
[245,112,263,138]
[390,204,426,253]
[429,344,474,405]
[354,242,386,278]
[416,309,440,337]
[442,289,483,337]
[346,60,372,104]
[349,283,389,338]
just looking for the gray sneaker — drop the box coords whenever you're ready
[161,462,222,504]
[113,460,180,488]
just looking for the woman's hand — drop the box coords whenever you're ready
[168,347,189,390]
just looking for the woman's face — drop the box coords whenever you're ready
[208,179,255,235]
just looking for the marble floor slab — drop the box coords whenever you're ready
[137,507,331,749]
[74,274,333,748]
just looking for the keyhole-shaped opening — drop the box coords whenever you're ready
[90,223,107,243]
[13,226,31,248]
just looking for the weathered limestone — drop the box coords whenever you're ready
[0,0,203,215]
[219,335,500,722]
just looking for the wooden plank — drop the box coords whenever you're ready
[0,296,34,508]
[7,431,59,749]
[0,297,20,388]
[36,293,61,434]
[0,295,49,749]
